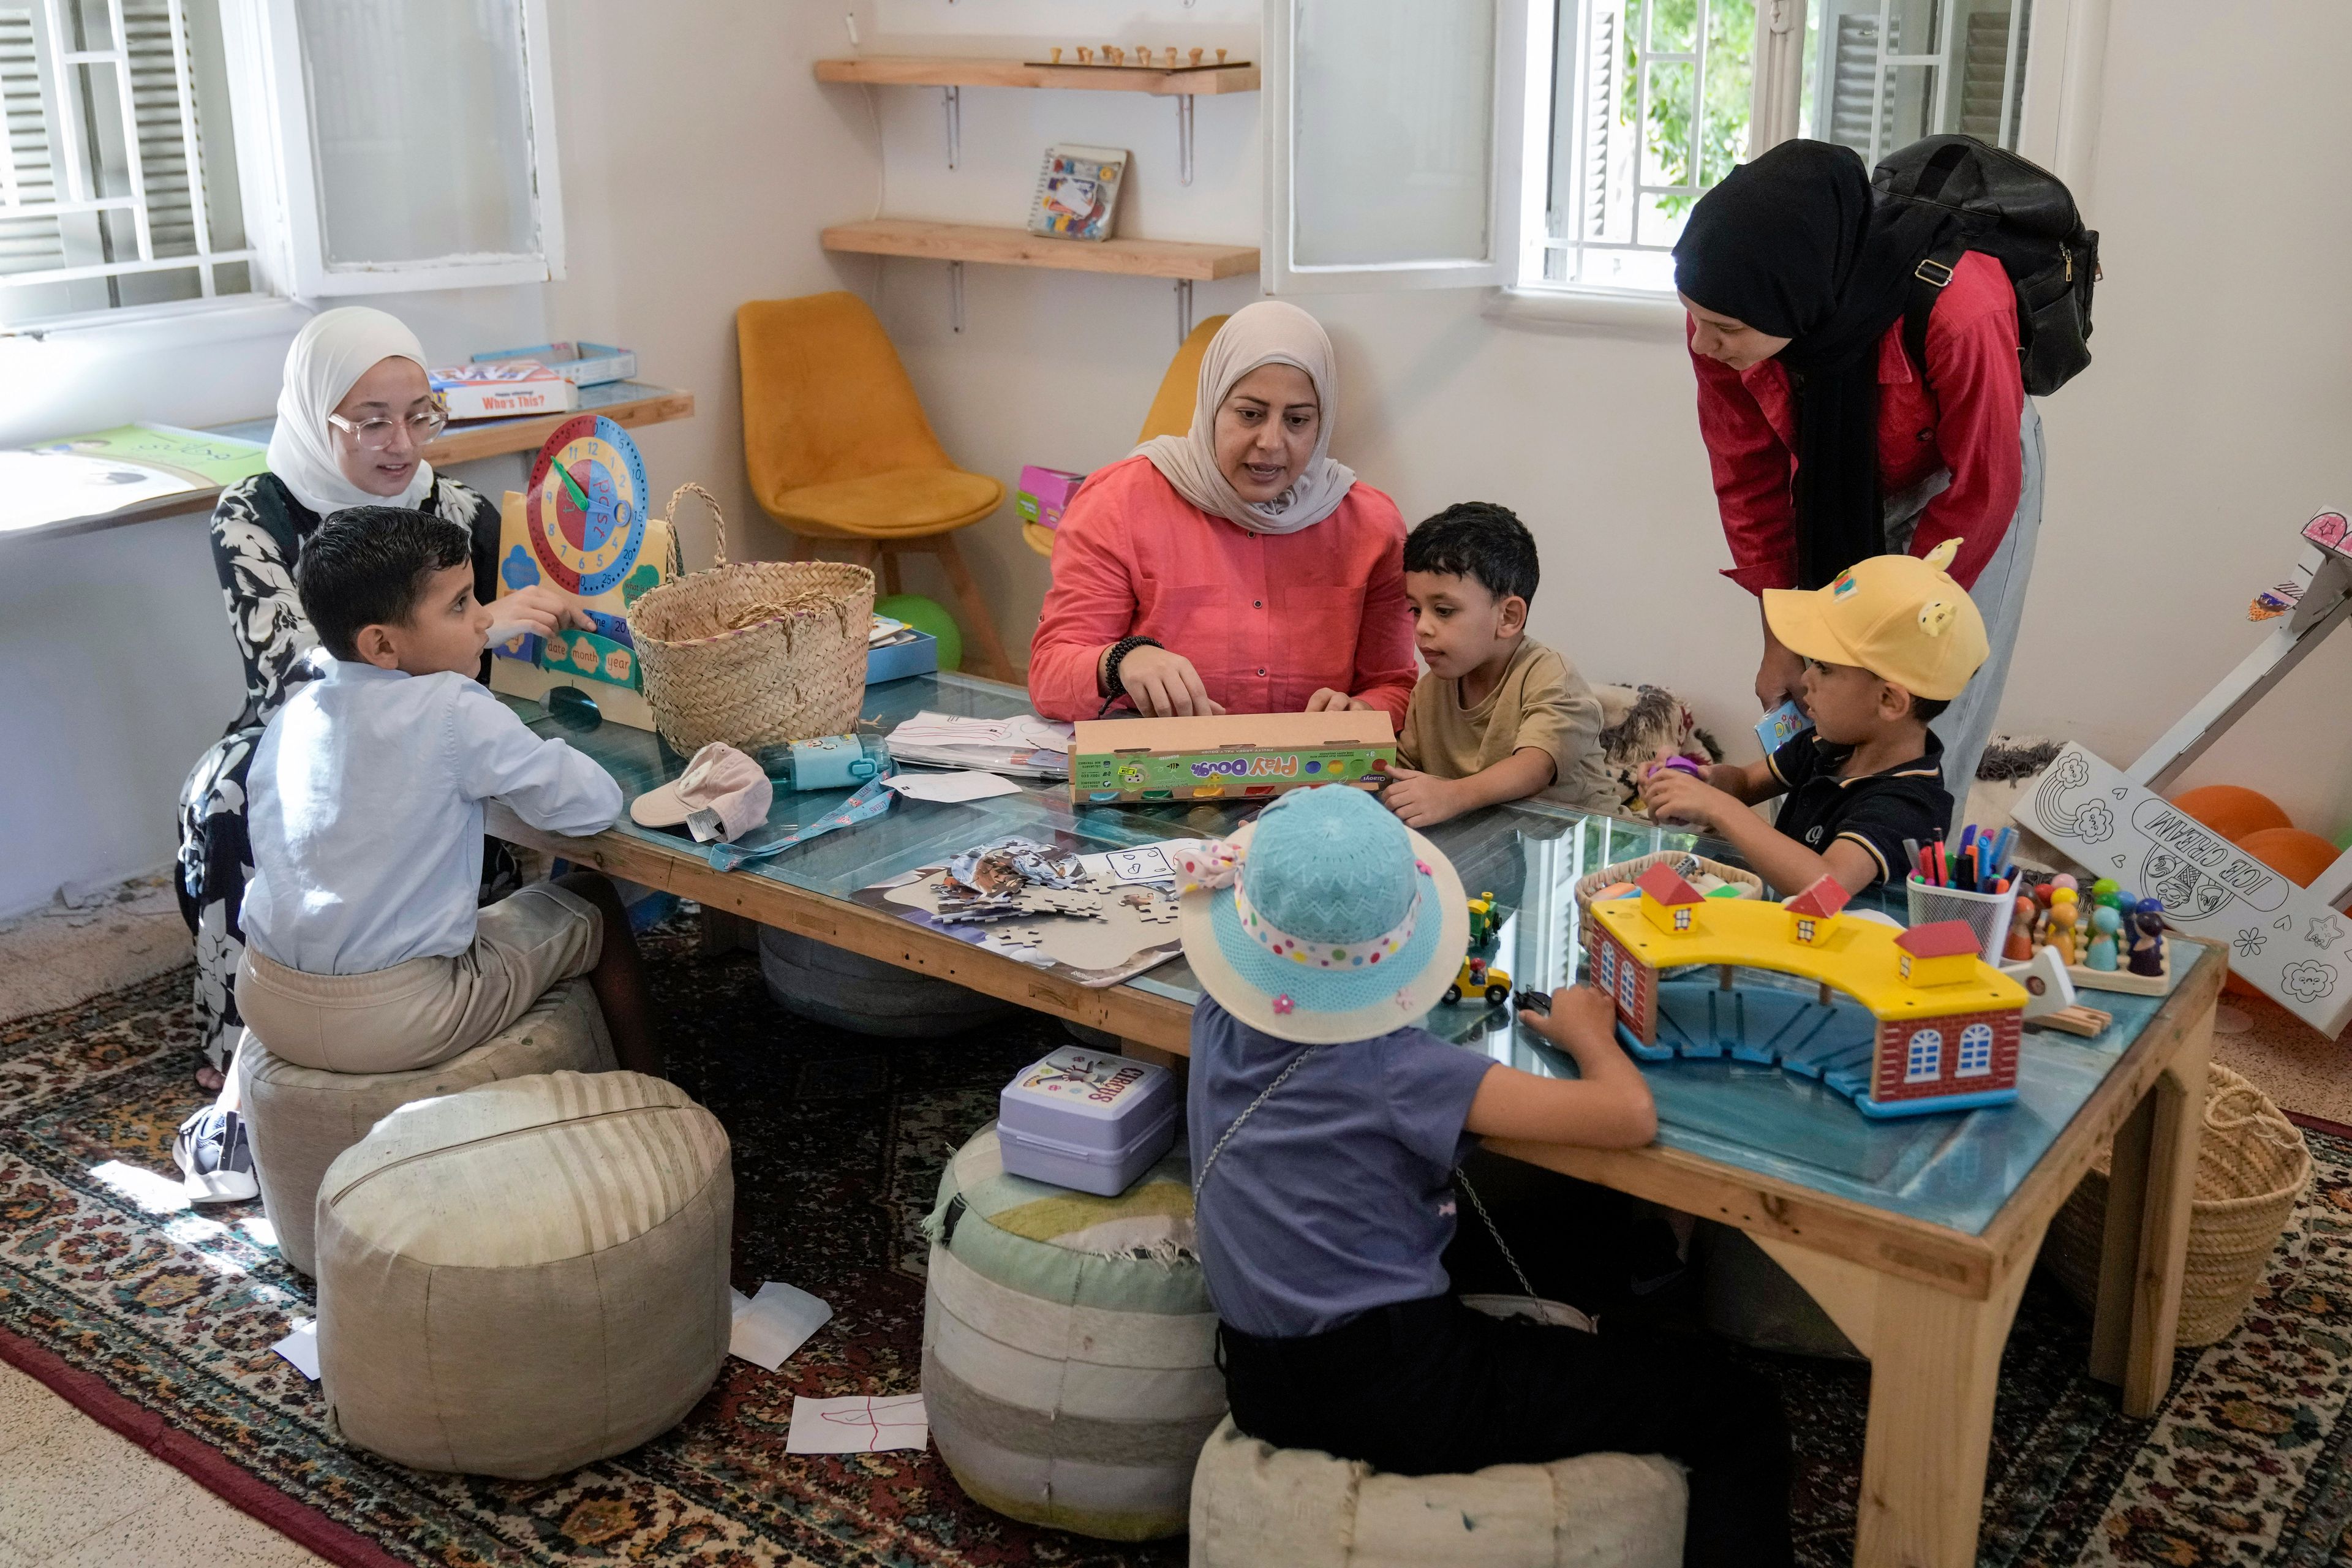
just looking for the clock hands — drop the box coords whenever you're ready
[554,459,592,511]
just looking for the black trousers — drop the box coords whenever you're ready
[1218,1295,1792,1568]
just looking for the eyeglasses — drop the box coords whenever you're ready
[326,399,449,451]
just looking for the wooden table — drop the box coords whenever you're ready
[490,671,2220,1568]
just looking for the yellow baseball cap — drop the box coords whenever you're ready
[1762,538,1989,701]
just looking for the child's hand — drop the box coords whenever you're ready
[496,584,595,638]
[1640,764,1730,830]
[1381,766,1464,828]
[1518,983,1616,1054]
[1303,688,1371,712]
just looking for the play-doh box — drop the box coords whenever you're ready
[997,1046,1178,1196]
[1068,711,1395,806]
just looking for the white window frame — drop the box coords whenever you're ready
[1903,1027,1943,1083]
[1262,0,1531,295]
[1489,0,2111,331]
[225,0,564,299]
[1955,1020,1996,1077]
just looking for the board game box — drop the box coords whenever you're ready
[1069,710,1395,805]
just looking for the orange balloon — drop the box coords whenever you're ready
[2169,785,2291,845]
[2235,827,2342,888]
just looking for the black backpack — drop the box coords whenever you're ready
[1872,134,2099,397]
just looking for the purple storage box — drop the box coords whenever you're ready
[997,1046,1178,1196]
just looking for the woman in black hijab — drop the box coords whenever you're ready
[1673,138,2043,826]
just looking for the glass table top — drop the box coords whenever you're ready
[503,671,2205,1240]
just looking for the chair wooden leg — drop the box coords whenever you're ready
[880,546,903,600]
[845,539,880,575]
[927,532,1018,682]
[786,533,817,563]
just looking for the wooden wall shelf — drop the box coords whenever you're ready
[815,56,1258,97]
[821,219,1257,282]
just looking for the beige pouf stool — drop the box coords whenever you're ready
[315,1070,733,1479]
[236,978,614,1278]
[1189,1417,1687,1568]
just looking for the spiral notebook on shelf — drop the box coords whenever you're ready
[1028,145,1128,242]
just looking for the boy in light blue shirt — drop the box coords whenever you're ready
[234,507,658,1079]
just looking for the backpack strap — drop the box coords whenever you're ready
[1902,240,1969,387]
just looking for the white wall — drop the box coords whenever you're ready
[849,0,2352,846]
[0,2,880,918]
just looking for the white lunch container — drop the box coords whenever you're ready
[996,1046,1178,1197]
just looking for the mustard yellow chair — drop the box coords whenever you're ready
[738,292,1014,680]
[1022,313,1230,560]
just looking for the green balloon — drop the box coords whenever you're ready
[875,593,962,673]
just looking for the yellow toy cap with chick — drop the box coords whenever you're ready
[1762,538,1989,701]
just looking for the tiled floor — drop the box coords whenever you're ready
[0,1360,330,1567]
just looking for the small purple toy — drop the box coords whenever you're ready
[2128,897,2168,978]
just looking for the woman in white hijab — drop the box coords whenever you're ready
[173,307,586,1085]
[1028,301,1415,725]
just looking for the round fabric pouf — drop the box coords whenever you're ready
[238,977,614,1277]
[759,925,1016,1037]
[1189,1417,1688,1568]
[315,1070,732,1479]
[922,1122,1222,1540]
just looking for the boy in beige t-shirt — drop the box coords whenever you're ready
[1381,502,1618,827]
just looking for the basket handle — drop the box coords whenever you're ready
[667,483,729,568]
[2204,1081,2303,1153]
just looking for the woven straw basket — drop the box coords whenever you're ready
[1575,851,1763,919]
[625,484,875,754]
[2043,1061,2311,1348]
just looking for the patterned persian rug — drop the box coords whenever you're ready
[2,922,2349,1567]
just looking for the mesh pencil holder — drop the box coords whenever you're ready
[625,484,875,755]
[1904,875,2014,962]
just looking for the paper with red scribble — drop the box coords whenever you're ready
[785,1393,929,1454]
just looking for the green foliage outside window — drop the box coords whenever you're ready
[1629,0,1756,215]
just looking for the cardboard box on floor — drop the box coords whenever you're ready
[1069,710,1395,805]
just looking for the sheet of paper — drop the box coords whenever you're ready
[883,770,1024,804]
[1076,841,1191,886]
[0,449,203,534]
[729,1281,834,1371]
[272,1319,320,1381]
[786,1393,928,1453]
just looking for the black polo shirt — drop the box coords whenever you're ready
[1765,729,1951,889]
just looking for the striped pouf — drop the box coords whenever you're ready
[922,1122,1223,1540]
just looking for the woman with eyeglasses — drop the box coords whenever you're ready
[173,307,592,1087]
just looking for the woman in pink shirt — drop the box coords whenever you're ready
[1028,303,1415,725]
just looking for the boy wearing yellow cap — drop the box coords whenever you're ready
[1643,538,1988,895]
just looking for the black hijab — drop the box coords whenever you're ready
[1673,140,1963,588]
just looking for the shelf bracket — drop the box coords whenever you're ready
[1174,279,1193,346]
[943,85,960,170]
[1175,94,1195,186]
[949,260,965,334]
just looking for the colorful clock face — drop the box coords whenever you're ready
[526,414,649,596]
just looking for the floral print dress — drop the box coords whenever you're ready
[175,472,502,1072]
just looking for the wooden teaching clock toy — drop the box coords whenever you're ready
[488,414,677,730]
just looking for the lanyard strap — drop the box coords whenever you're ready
[1192,1044,1321,1198]
[705,777,894,872]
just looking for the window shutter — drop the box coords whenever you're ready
[0,8,64,277]
[1824,11,1898,163]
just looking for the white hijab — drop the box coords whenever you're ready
[1134,300,1356,536]
[266,307,436,516]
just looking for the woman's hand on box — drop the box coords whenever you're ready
[1304,688,1371,712]
[1118,644,1226,718]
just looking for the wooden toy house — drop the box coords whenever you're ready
[1585,893,2027,1118]
[1785,876,1850,947]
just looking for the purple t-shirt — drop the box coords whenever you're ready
[1187,998,1498,1338]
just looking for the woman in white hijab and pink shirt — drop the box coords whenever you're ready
[1028,301,1416,725]
[173,307,589,1087]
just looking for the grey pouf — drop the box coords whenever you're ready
[236,978,614,1276]
[315,1071,732,1479]
[1190,1417,1686,1568]
[759,925,1016,1037]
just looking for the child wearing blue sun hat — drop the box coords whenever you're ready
[1173,784,1793,1568]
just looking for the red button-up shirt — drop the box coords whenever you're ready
[1027,455,1418,724]
[1691,250,2024,594]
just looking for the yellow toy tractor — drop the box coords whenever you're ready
[1442,954,1511,1006]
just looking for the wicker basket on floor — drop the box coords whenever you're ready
[2043,1061,2311,1348]
[626,484,875,753]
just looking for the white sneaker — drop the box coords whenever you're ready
[172,1105,258,1204]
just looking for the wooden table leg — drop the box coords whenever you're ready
[2087,1090,2155,1387]
[1853,1259,2034,1567]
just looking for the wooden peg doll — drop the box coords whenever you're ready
[1189,47,1205,66]
[1107,45,1124,66]
[2128,900,2168,977]
[1050,47,1064,64]
[1216,47,1229,63]
[2087,905,2122,970]
[2047,889,2080,965]
[2002,896,2037,962]
[1077,45,1093,64]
